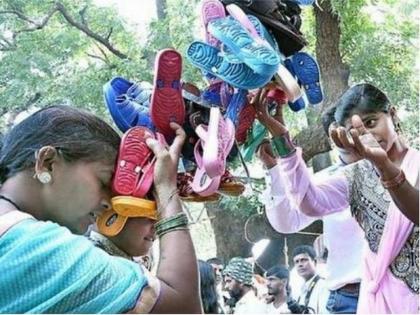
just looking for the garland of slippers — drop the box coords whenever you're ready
[97,0,325,236]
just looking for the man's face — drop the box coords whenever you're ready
[223,275,243,300]
[211,263,224,285]
[293,253,316,281]
[266,276,287,296]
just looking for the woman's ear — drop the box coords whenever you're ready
[389,106,402,133]
[389,106,397,118]
[34,146,59,183]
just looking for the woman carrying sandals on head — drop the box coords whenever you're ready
[253,83,419,313]
[0,105,202,313]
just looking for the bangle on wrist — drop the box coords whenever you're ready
[381,169,406,189]
[155,212,189,238]
[271,132,296,158]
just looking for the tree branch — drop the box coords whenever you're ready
[87,53,107,63]
[94,42,111,63]
[13,7,59,37]
[0,40,15,51]
[0,9,37,24]
[106,27,113,40]
[55,2,129,59]
[0,92,42,119]
[79,5,88,26]
[0,2,129,60]
[294,124,331,162]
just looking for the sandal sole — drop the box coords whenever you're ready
[112,127,155,196]
[187,41,272,89]
[150,49,186,138]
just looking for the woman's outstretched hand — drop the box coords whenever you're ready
[330,115,389,167]
[251,86,288,137]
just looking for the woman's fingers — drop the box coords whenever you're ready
[350,129,366,156]
[330,128,344,148]
[146,137,165,156]
[168,122,186,158]
[337,127,354,150]
[351,115,367,135]
[258,87,269,105]
[250,88,263,105]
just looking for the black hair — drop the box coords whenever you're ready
[206,257,224,266]
[321,106,337,135]
[265,265,289,280]
[198,260,220,314]
[292,245,316,261]
[0,105,120,184]
[334,83,391,126]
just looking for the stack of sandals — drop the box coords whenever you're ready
[97,0,327,235]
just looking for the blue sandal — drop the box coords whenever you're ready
[288,52,323,105]
[225,88,248,127]
[208,16,280,75]
[103,77,154,132]
[288,96,306,112]
[187,41,273,90]
[223,14,283,64]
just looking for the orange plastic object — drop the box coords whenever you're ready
[111,196,157,220]
[96,209,128,237]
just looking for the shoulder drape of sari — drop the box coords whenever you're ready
[357,148,419,314]
[0,212,154,313]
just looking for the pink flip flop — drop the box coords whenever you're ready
[192,117,235,196]
[201,107,235,178]
[192,139,221,196]
[201,0,226,47]
[150,49,185,139]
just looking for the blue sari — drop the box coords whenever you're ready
[0,217,147,313]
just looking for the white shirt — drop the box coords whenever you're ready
[261,164,365,290]
[234,290,267,314]
[298,275,329,314]
[264,300,291,313]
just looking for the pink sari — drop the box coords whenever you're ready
[357,148,418,314]
[278,148,419,314]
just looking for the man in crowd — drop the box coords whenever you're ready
[264,265,291,313]
[207,257,224,286]
[292,245,329,313]
[223,257,267,314]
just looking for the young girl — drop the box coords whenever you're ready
[253,83,419,313]
[0,105,201,313]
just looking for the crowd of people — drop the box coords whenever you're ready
[199,244,329,314]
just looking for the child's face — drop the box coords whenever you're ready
[110,217,156,257]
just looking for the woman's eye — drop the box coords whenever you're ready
[100,180,110,190]
[365,119,376,128]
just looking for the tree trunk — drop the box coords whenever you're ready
[312,152,332,172]
[294,0,351,165]
[315,0,350,112]
[294,123,331,162]
[156,0,167,20]
[206,203,323,269]
[206,203,253,261]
